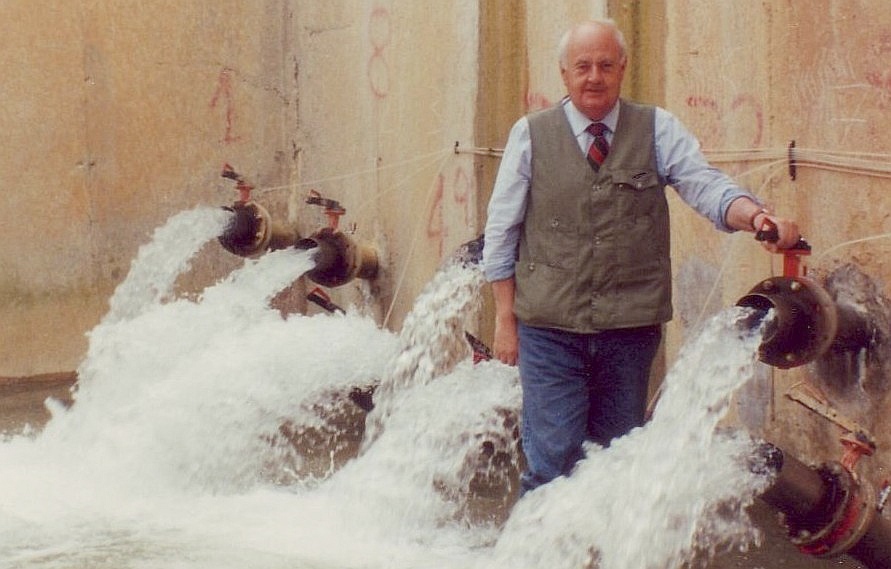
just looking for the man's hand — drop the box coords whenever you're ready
[490,278,519,366]
[726,198,801,252]
[753,211,801,252]
[493,312,519,366]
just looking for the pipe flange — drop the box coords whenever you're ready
[737,276,838,368]
[296,228,378,288]
[792,463,877,558]
[219,202,272,257]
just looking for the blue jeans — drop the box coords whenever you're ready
[517,322,662,494]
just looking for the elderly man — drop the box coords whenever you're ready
[482,19,800,494]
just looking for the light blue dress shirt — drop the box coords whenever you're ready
[482,98,757,282]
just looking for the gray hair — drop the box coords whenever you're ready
[558,19,628,70]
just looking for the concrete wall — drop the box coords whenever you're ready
[4,0,891,480]
[654,0,891,479]
[0,0,484,375]
[1,1,298,375]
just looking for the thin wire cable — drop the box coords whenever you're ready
[687,161,786,333]
[249,147,455,197]
[812,233,891,267]
[353,148,454,213]
[382,150,456,329]
[727,159,790,183]
[456,143,891,180]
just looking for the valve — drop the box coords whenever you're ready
[306,189,346,230]
[738,223,869,368]
[221,163,255,203]
[295,190,379,288]
[754,219,812,278]
[218,165,301,256]
[840,432,876,474]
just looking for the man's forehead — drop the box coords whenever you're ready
[569,51,620,65]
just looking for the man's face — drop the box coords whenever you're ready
[560,24,626,121]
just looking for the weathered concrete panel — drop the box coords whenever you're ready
[0,1,298,375]
[661,0,891,479]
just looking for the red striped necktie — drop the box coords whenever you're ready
[586,122,609,169]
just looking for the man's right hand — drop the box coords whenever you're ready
[493,313,519,366]
[490,278,519,366]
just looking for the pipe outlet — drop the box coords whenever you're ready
[295,227,379,288]
[219,201,300,257]
[737,276,839,369]
[753,442,891,568]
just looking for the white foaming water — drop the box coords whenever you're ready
[363,257,487,446]
[489,308,771,569]
[0,208,770,569]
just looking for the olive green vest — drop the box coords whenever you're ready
[514,100,672,332]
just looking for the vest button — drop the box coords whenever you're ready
[528,262,535,271]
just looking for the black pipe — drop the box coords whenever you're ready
[753,443,891,567]
[847,515,891,569]
[754,443,830,523]
[219,203,264,256]
[219,202,300,257]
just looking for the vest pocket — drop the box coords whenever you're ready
[617,255,672,314]
[514,259,575,327]
[530,217,579,270]
[611,169,668,232]
[612,169,659,191]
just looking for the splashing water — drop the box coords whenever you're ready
[363,255,487,446]
[0,208,772,569]
[489,308,771,569]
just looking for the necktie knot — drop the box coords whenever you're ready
[586,122,609,169]
[586,122,608,137]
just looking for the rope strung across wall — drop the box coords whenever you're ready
[454,142,891,181]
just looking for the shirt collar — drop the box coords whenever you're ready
[562,97,620,136]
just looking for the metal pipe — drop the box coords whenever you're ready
[737,276,839,368]
[218,204,379,288]
[847,513,891,569]
[295,227,379,288]
[753,443,891,567]
[218,202,300,257]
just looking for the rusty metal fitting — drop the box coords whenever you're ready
[791,463,877,559]
[219,201,273,257]
[295,227,379,288]
[736,276,838,368]
[840,432,876,474]
[219,201,300,257]
[756,443,891,567]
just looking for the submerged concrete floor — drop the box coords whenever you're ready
[0,376,866,569]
